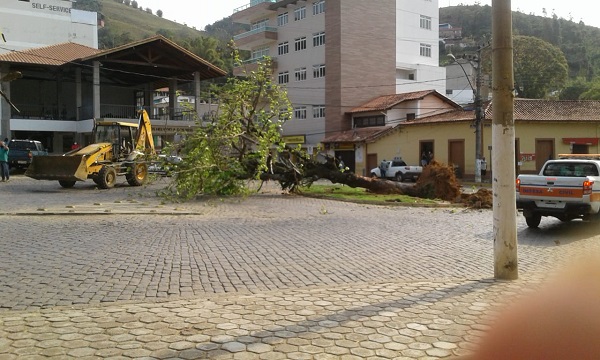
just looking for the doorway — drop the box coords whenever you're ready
[448,140,465,178]
[535,139,554,172]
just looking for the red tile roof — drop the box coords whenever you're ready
[321,126,391,143]
[349,90,459,113]
[511,99,600,121]
[0,42,101,66]
[360,98,600,143]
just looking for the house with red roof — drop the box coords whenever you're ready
[323,92,600,180]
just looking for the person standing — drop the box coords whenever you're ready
[421,151,428,167]
[0,141,9,182]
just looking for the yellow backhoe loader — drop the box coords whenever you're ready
[26,109,155,189]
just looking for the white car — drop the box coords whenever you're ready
[148,154,182,175]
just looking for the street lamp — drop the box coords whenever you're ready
[448,52,484,183]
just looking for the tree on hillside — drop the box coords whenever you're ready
[579,79,600,100]
[186,37,227,70]
[560,78,592,100]
[132,1,138,9]
[145,8,152,14]
[98,27,133,49]
[157,9,163,18]
[124,0,130,5]
[512,36,569,98]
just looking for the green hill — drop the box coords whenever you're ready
[95,0,205,48]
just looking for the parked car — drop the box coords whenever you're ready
[370,157,423,182]
[516,154,600,228]
[7,139,48,169]
[148,154,182,175]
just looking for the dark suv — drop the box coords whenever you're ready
[7,139,47,169]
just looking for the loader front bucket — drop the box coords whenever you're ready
[25,155,88,181]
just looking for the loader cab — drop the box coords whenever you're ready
[94,121,137,160]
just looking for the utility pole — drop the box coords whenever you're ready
[474,48,484,184]
[492,0,518,280]
[448,51,485,183]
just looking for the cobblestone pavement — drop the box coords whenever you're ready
[1,176,599,359]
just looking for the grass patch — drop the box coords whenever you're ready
[299,184,439,205]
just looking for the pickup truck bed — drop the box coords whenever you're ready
[516,156,600,227]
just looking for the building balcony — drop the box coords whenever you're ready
[233,26,278,50]
[232,0,277,25]
[233,57,278,77]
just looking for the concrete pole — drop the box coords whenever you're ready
[93,61,101,119]
[492,0,518,280]
[474,53,483,184]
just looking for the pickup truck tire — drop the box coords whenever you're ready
[395,173,404,182]
[58,180,76,188]
[525,214,542,228]
[126,162,148,186]
[97,166,117,189]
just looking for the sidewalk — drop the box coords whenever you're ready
[0,177,569,359]
[0,276,545,359]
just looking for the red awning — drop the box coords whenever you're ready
[562,138,599,145]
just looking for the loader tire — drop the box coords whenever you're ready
[97,166,117,189]
[58,180,76,188]
[126,162,148,186]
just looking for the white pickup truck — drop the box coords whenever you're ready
[516,154,600,228]
[370,157,423,182]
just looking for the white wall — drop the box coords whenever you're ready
[0,0,98,53]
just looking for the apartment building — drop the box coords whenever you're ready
[232,0,445,156]
[0,0,98,53]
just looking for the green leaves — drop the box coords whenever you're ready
[164,50,291,200]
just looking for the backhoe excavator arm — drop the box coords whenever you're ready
[135,110,155,155]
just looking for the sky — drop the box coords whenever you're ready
[134,0,600,31]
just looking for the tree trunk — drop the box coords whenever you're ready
[259,155,415,195]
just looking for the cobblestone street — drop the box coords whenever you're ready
[0,176,599,359]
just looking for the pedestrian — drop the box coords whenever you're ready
[421,151,428,167]
[380,159,387,178]
[338,156,345,171]
[0,141,9,182]
[428,151,434,164]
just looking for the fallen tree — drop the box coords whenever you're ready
[163,53,491,208]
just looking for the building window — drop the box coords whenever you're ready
[420,43,432,57]
[251,47,269,60]
[313,0,325,15]
[420,15,432,30]
[354,115,385,128]
[313,105,325,118]
[313,64,325,78]
[313,32,325,47]
[278,71,289,84]
[406,113,416,120]
[278,42,289,55]
[277,12,288,26]
[408,73,415,80]
[294,37,307,51]
[294,106,307,119]
[294,67,307,81]
[294,6,306,21]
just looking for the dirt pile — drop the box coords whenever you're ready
[414,161,493,208]
[460,188,493,209]
[414,160,461,201]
